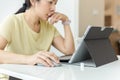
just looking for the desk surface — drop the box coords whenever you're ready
[0,57,120,80]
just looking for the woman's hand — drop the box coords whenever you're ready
[49,12,69,24]
[26,51,60,67]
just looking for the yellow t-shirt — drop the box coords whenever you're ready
[0,13,60,55]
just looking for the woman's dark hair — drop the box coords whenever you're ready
[15,0,31,14]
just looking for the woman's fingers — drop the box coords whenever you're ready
[37,58,50,67]
[36,51,59,67]
[49,13,60,24]
[49,12,67,24]
[49,53,60,63]
[37,54,54,67]
[41,52,59,63]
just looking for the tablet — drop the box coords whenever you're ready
[60,26,118,67]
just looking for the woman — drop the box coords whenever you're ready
[0,0,75,67]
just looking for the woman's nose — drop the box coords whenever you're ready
[51,4,56,11]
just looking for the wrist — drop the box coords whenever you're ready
[24,55,31,65]
[62,20,71,26]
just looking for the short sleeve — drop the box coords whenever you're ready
[0,14,15,43]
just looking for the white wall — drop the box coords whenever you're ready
[0,0,24,22]
[55,0,79,38]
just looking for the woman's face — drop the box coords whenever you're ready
[34,0,57,21]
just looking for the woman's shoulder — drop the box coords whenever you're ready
[13,13,24,21]
[0,13,24,30]
[2,13,23,23]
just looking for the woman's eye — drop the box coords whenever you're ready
[49,1,53,4]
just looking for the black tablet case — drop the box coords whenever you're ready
[84,26,118,67]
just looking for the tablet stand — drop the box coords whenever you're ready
[83,27,118,67]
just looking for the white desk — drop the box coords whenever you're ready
[0,57,120,80]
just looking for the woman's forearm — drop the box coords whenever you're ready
[63,24,75,54]
[0,50,28,64]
